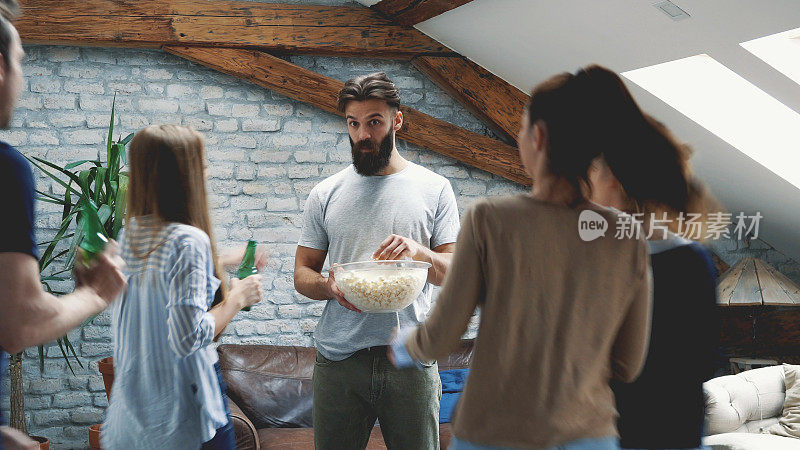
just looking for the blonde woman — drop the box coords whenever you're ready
[102,125,263,449]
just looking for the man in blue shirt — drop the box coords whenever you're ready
[0,3,126,448]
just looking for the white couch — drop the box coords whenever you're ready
[703,365,800,449]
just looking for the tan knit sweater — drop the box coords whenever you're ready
[406,195,652,448]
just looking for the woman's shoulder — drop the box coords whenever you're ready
[166,223,212,251]
[466,194,530,217]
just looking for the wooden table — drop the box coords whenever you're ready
[717,258,800,361]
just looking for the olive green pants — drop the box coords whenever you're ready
[312,346,441,450]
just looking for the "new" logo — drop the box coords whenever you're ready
[578,210,608,241]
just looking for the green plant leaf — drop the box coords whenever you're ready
[112,175,128,239]
[80,313,100,328]
[38,211,77,271]
[64,160,101,170]
[30,156,83,187]
[38,346,45,373]
[109,143,122,177]
[38,233,74,246]
[26,157,82,197]
[64,222,85,270]
[56,339,75,375]
[95,167,107,204]
[36,189,65,203]
[109,180,118,204]
[78,169,92,198]
[98,204,112,226]
[120,133,134,146]
[49,266,74,277]
[107,93,116,161]
[36,196,67,205]
[62,180,73,222]
[41,248,70,273]
[62,335,83,370]
[40,276,68,282]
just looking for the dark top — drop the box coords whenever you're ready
[612,241,719,449]
[0,141,39,259]
[0,141,39,432]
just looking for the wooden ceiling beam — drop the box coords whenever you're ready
[372,0,475,26]
[15,0,453,59]
[164,45,530,186]
[413,55,528,144]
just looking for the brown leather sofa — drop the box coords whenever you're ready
[217,341,474,450]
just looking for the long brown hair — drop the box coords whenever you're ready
[526,70,606,202]
[629,115,721,236]
[127,124,226,297]
[529,64,717,235]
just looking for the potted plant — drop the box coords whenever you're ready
[7,96,131,449]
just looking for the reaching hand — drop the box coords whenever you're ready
[74,240,126,306]
[327,265,361,313]
[373,234,425,261]
[229,275,263,310]
[254,245,269,272]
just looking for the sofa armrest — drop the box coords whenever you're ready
[229,397,259,450]
[703,365,785,435]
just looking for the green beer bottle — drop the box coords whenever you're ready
[79,199,109,266]
[236,240,258,311]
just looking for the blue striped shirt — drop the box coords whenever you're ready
[102,216,226,450]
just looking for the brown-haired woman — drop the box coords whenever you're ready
[390,66,654,449]
[101,125,264,449]
[584,70,720,449]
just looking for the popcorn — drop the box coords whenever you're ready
[336,268,427,312]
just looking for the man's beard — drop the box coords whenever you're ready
[350,130,394,176]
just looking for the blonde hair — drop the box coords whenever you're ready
[127,124,226,297]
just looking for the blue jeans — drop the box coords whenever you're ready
[200,362,235,450]
[450,436,620,450]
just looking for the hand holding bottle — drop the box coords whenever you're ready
[74,240,127,307]
[236,240,262,311]
[229,275,263,311]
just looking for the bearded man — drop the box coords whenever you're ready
[293,72,460,449]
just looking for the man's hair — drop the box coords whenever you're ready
[0,0,19,65]
[337,72,401,113]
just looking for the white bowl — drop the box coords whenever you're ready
[332,260,431,313]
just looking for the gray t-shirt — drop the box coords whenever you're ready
[298,162,460,360]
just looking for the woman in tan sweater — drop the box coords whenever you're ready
[390,65,653,449]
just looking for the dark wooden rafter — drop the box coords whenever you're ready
[15,0,454,59]
[16,0,528,184]
[164,46,530,185]
[413,55,527,144]
[372,0,475,26]
[368,1,529,145]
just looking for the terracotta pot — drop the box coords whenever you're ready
[31,436,49,450]
[89,424,102,450]
[98,357,114,401]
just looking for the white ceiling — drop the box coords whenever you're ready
[358,0,800,261]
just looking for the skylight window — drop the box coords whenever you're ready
[622,54,800,189]
[741,27,800,87]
